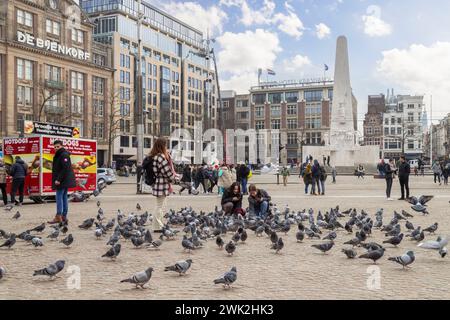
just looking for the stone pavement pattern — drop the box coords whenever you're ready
[0,175,449,300]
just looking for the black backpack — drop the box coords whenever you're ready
[142,156,157,186]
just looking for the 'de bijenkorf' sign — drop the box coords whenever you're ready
[17,31,90,61]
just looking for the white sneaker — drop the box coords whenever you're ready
[387,198,394,201]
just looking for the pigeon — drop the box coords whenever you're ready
[239,228,248,243]
[311,241,335,254]
[216,236,224,249]
[439,247,448,258]
[31,237,44,247]
[4,204,13,211]
[94,228,103,239]
[383,233,404,247]
[407,195,433,214]
[401,210,414,218]
[213,266,237,288]
[33,260,65,278]
[225,241,236,256]
[12,211,21,219]
[423,223,438,234]
[164,259,193,276]
[131,236,145,248]
[359,248,386,264]
[78,218,95,229]
[323,231,337,241]
[107,232,120,246]
[412,231,425,242]
[344,237,361,247]
[0,234,16,249]
[360,242,384,252]
[271,237,284,254]
[232,232,241,244]
[97,200,101,207]
[30,223,45,233]
[405,221,415,231]
[147,239,162,249]
[102,243,121,259]
[136,203,142,211]
[120,267,153,289]
[60,234,73,247]
[418,236,448,255]
[296,230,305,242]
[270,231,278,244]
[47,229,59,240]
[342,248,357,259]
[181,235,195,253]
[0,266,5,280]
[388,251,415,269]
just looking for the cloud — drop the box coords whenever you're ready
[220,72,258,94]
[362,5,392,37]
[161,2,228,36]
[273,10,305,39]
[217,29,282,74]
[240,0,276,26]
[283,54,312,72]
[315,23,331,39]
[377,42,450,119]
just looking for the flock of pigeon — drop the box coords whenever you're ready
[0,195,448,290]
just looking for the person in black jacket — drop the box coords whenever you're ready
[9,156,28,206]
[238,164,250,195]
[48,140,76,224]
[179,165,192,195]
[248,184,271,218]
[384,158,396,201]
[221,182,244,215]
[398,155,410,200]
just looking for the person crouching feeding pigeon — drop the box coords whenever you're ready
[221,182,245,215]
[148,138,180,233]
[48,140,76,224]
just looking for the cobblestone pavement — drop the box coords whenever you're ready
[0,175,449,300]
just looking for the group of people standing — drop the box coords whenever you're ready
[431,160,450,185]
[382,156,411,201]
[299,159,330,196]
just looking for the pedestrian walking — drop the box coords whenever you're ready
[179,165,193,195]
[281,166,290,186]
[311,160,321,196]
[384,158,396,201]
[9,156,28,206]
[0,159,8,206]
[48,140,77,223]
[432,160,442,185]
[194,165,207,193]
[331,166,337,184]
[145,137,179,233]
[398,155,410,200]
[238,163,250,195]
[322,155,327,167]
[327,155,330,167]
[302,162,313,195]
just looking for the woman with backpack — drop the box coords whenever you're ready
[145,137,179,233]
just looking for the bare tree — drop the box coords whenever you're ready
[37,80,61,122]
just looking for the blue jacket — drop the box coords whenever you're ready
[10,159,27,180]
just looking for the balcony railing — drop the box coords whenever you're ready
[45,80,64,90]
[45,105,65,114]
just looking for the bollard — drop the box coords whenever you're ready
[277,173,280,185]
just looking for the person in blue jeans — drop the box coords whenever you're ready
[247,184,271,218]
[311,160,321,195]
[48,140,76,224]
[238,164,250,195]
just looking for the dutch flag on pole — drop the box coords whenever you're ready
[267,69,276,76]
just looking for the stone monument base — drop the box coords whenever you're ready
[302,145,380,168]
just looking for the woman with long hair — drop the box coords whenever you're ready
[221,182,245,215]
[148,137,179,232]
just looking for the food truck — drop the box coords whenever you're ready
[2,134,97,203]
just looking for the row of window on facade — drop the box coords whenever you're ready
[383,140,421,150]
[254,119,322,130]
[17,8,85,45]
[384,113,421,125]
[254,103,323,118]
[252,90,333,104]
[119,39,180,67]
[119,135,153,149]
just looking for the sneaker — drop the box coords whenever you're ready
[387,198,394,201]
[398,198,405,200]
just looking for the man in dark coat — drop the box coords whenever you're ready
[48,140,76,224]
[9,156,28,205]
[398,155,410,200]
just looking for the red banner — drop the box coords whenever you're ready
[41,137,97,193]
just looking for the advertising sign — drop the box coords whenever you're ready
[41,136,97,193]
[24,121,80,138]
[2,137,41,194]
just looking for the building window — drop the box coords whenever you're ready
[287,133,297,145]
[93,99,104,116]
[71,95,84,114]
[71,72,84,90]
[236,99,248,108]
[384,127,389,135]
[305,119,321,129]
[397,127,402,135]
[255,121,265,130]
[93,77,104,95]
[120,103,130,116]
[46,19,60,36]
[72,119,84,137]
[285,92,298,103]
[271,105,281,117]
[120,54,131,68]
[17,58,33,80]
[287,105,297,115]
[271,119,280,130]
[255,106,265,118]
[374,127,380,135]
[120,70,130,84]
[253,94,265,104]
[72,29,84,44]
[407,104,415,109]
[306,132,322,145]
[268,93,282,104]
[17,9,33,28]
[384,118,389,125]
[367,127,373,135]
[120,136,129,147]
[407,128,414,136]
[304,90,322,102]
[408,113,414,122]
[408,140,414,149]
[237,112,248,120]
[45,65,61,82]
[16,86,33,106]
[287,119,297,129]
[93,54,105,66]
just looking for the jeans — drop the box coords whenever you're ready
[56,188,69,217]
[311,177,321,194]
[434,173,441,183]
[332,175,336,183]
[386,178,393,198]
[399,176,409,199]
[255,201,269,218]
[241,178,248,194]
[304,183,310,194]
[320,180,325,194]
[11,178,25,204]
[153,196,167,231]
[0,183,7,205]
